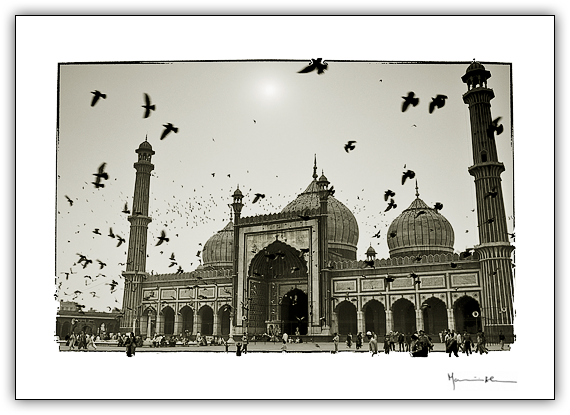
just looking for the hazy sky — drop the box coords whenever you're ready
[16,14,554,402]
[56,60,513,312]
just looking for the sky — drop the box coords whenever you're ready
[14,14,555,402]
[55,59,513,312]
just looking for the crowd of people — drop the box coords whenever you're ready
[443,329,492,357]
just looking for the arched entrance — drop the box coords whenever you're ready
[180,306,194,335]
[336,301,357,335]
[392,298,416,335]
[422,297,447,339]
[218,305,231,336]
[454,296,481,334]
[162,306,175,335]
[281,289,308,335]
[364,300,386,337]
[199,306,214,336]
[61,321,71,338]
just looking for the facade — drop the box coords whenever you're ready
[119,62,515,344]
[56,301,122,338]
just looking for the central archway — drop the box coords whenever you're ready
[180,306,194,335]
[454,296,481,334]
[364,300,386,337]
[218,305,231,336]
[422,297,447,339]
[162,306,175,335]
[281,289,308,336]
[336,301,357,335]
[198,306,214,336]
[392,298,416,335]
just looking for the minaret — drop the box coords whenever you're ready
[229,186,243,343]
[120,138,155,334]
[462,62,515,341]
[317,169,331,334]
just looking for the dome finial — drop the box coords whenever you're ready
[145,133,148,142]
[415,180,419,198]
[312,155,318,180]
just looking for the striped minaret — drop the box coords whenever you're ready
[462,62,515,342]
[120,138,155,334]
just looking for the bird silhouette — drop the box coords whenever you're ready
[93,163,109,181]
[327,185,335,197]
[92,228,101,235]
[460,248,473,259]
[91,90,106,106]
[389,231,397,238]
[485,188,498,198]
[252,193,265,204]
[373,230,382,238]
[344,141,357,153]
[291,266,300,273]
[401,170,416,185]
[450,262,458,268]
[434,202,443,212]
[169,253,176,261]
[401,91,419,112]
[485,218,495,224]
[297,58,328,74]
[122,202,130,214]
[487,116,504,139]
[116,235,126,247]
[196,250,201,257]
[97,260,107,269]
[142,93,155,118]
[385,276,395,283]
[298,213,312,221]
[156,230,169,246]
[415,210,426,218]
[92,176,104,189]
[384,190,395,202]
[429,94,448,113]
[65,195,74,206]
[160,123,178,140]
[363,260,375,268]
[108,228,115,238]
[384,199,397,212]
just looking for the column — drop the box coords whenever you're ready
[213,311,219,336]
[385,309,393,333]
[357,310,364,335]
[174,313,180,335]
[447,308,455,331]
[227,316,235,344]
[193,309,199,335]
[146,315,152,339]
[416,308,424,332]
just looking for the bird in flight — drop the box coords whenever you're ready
[156,230,169,246]
[92,228,101,235]
[108,228,115,238]
[372,230,382,238]
[65,195,74,206]
[485,218,495,224]
[298,213,312,221]
[252,193,265,204]
[485,188,498,198]
[297,58,328,75]
[384,198,397,212]
[402,169,416,185]
[384,190,395,202]
[389,231,397,238]
[363,260,375,268]
[460,248,473,259]
[429,94,448,113]
[176,266,184,275]
[385,276,395,283]
[97,260,107,269]
[122,202,130,214]
[116,235,126,247]
[142,93,156,118]
[327,185,335,197]
[415,210,426,218]
[93,163,109,181]
[160,123,178,140]
[450,262,458,268]
[487,116,504,139]
[434,202,443,212]
[401,91,419,112]
[91,90,106,107]
[344,141,357,153]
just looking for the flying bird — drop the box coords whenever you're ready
[65,195,74,206]
[363,260,375,268]
[450,262,458,269]
[401,91,419,112]
[122,203,130,214]
[385,276,395,283]
[434,202,443,212]
[389,231,397,238]
[384,190,395,202]
[344,141,357,153]
[415,210,426,218]
[91,90,106,107]
[429,94,448,114]
[97,260,107,269]
[327,185,335,197]
[108,228,115,238]
[176,266,184,275]
[485,218,495,224]
[291,266,300,273]
[372,230,382,238]
[160,123,178,140]
[93,163,109,181]
[92,228,101,235]
[384,199,397,212]
[252,193,265,204]
[298,214,312,221]
[297,58,328,75]
[487,117,504,139]
[92,176,104,189]
[156,230,169,246]
[142,93,155,118]
[116,235,126,247]
[460,248,473,259]
[401,170,416,185]
[485,188,498,198]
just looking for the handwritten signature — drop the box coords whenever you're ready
[448,373,517,390]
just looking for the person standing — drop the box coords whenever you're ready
[383,333,391,354]
[456,331,463,353]
[346,333,353,348]
[499,331,506,350]
[222,337,229,353]
[410,334,423,357]
[405,332,411,352]
[68,333,76,350]
[242,333,249,354]
[333,333,340,354]
[356,332,363,350]
[463,331,472,356]
[125,333,133,357]
[87,334,97,351]
[446,330,459,357]
[236,342,242,356]
[398,332,405,352]
[282,332,288,344]
[367,331,378,356]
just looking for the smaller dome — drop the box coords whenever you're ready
[233,187,243,197]
[466,61,486,72]
[202,222,234,268]
[138,140,153,150]
[318,173,329,183]
[366,245,377,256]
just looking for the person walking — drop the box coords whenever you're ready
[346,333,353,348]
[68,333,76,350]
[463,331,472,356]
[398,332,405,352]
[87,334,97,351]
[282,332,288,344]
[410,334,424,357]
[383,333,391,354]
[456,331,463,353]
[499,331,506,350]
[333,333,340,354]
[356,332,363,350]
[367,331,378,356]
[446,330,459,357]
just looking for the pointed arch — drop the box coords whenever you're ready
[363,299,386,338]
[421,296,447,338]
[453,295,481,334]
[392,298,416,335]
[198,305,214,336]
[335,300,357,335]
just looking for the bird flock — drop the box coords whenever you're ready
[57,60,512,312]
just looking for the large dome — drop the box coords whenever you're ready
[387,196,454,258]
[202,221,233,268]
[280,177,359,260]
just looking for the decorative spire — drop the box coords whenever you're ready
[312,155,318,180]
[415,180,419,198]
[145,134,148,142]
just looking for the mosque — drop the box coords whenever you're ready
[119,62,515,344]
